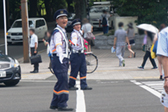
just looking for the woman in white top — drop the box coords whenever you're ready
[82,18,93,52]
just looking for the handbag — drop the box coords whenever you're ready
[30,54,42,64]
[84,25,95,40]
[142,45,146,52]
[150,44,156,59]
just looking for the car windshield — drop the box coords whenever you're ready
[0,54,10,62]
[12,21,33,28]
[90,6,110,13]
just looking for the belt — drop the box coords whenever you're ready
[72,49,84,54]
[52,53,68,58]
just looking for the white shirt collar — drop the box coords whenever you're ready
[57,25,66,33]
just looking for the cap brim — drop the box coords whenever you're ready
[56,14,67,19]
[73,22,81,26]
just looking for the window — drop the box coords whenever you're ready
[36,20,41,28]
[36,20,45,28]
[12,21,34,28]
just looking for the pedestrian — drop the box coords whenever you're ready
[49,9,73,111]
[127,23,136,58]
[43,31,52,69]
[68,19,92,90]
[138,31,157,69]
[113,22,130,67]
[82,18,93,52]
[153,24,166,80]
[29,29,39,73]
[157,26,168,112]
[99,10,111,34]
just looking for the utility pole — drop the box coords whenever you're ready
[21,0,29,63]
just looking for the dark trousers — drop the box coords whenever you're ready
[51,56,69,108]
[69,53,87,89]
[31,48,39,71]
[103,26,109,34]
[141,51,157,67]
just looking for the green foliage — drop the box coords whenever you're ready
[113,0,168,28]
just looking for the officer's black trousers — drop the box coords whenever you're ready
[51,56,69,108]
[31,48,39,71]
[69,53,87,89]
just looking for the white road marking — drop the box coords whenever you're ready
[131,80,162,98]
[76,81,86,112]
[140,85,161,98]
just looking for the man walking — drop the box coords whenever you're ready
[68,19,92,90]
[49,9,73,111]
[113,22,130,67]
[99,10,111,34]
[29,29,39,73]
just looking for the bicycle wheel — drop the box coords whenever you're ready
[49,61,55,75]
[85,53,98,74]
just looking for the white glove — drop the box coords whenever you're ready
[59,55,64,64]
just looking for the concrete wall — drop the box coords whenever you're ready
[94,34,145,50]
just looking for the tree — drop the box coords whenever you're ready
[113,0,168,28]
[74,0,87,20]
[29,0,38,17]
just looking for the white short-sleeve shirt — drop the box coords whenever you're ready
[157,27,168,57]
[99,13,110,26]
[82,23,92,38]
[29,34,38,48]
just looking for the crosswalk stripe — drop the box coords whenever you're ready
[131,80,162,98]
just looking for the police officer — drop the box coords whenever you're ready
[49,9,73,111]
[29,29,39,73]
[69,19,92,90]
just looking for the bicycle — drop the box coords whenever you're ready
[85,52,98,74]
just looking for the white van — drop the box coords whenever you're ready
[7,18,48,44]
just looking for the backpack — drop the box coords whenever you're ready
[102,15,107,26]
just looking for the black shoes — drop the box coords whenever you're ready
[160,75,163,80]
[30,70,38,73]
[134,52,136,58]
[50,105,58,110]
[57,107,73,111]
[50,106,73,111]
[81,86,92,90]
[152,66,158,69]
[69,87,78,90]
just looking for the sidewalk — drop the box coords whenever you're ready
[20,48,160,80]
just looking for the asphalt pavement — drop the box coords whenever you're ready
[0,80,164,112]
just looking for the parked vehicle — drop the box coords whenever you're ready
[0,51,21,86]
[89,1,119,29]
[7,18,48,44]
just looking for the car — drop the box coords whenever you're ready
[0,51,21,86]
[7,18,48,44]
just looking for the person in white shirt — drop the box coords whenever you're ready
[49,9,73,111]
[29,29,39,73]
[99,10,111,34]
[81,18,93,52]
[68,19,92,90]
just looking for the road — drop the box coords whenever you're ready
[0,79,164,112]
